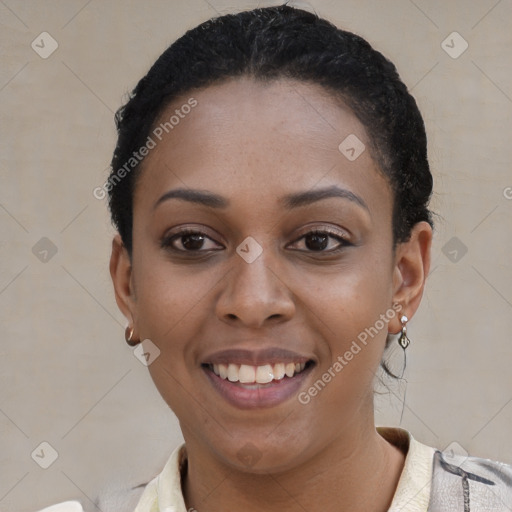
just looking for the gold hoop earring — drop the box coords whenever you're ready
[398,315,410,349]
[125,325,139,346]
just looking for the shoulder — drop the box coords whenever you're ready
[34,445,184,512]
[379,427,512,512]
[34,479,149,512]
[35,502,84,512]
[35,483,147,512]
[429,449,512,511]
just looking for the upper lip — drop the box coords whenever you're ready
[202,347,315,366]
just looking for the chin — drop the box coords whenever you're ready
[210,434,313,475]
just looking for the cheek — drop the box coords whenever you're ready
[290,257,394,380]
[131,252,234,395]
[292,267,393,432]
[133,252,220,339]
[135,267,211,417]
[294,256,393,333]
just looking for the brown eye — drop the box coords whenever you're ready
[288,229,351,253]
[161,229,223,252]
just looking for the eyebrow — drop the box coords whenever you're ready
[282,186,369,211]
[153,188,228,210]
[153,185,368,211]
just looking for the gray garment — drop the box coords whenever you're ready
[428,450,512,511]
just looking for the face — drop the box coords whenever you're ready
[111,77,431,473]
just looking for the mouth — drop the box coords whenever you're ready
[200,349,316,409]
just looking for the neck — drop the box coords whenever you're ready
[182,424,406,512]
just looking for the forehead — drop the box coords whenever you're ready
[134,77,392,217]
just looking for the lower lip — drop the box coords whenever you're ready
[203,365,314,409]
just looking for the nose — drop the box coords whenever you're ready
[215,254,295,329]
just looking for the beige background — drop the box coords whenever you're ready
[1,0,511,510]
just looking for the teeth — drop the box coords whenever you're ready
[255,364,274,384]
[227,363,239,382]
[209,361,308,384]
[239,364,256,383]
[218,363,228,379]
[273,363,285,380]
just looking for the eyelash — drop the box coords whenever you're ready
[289,228,351,253]
[161,227,352,255]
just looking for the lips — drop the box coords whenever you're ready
[201,347,315,408]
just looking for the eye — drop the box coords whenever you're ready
[288,229,350,253]
[161,229,224,252]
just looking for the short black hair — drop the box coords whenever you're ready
[108,4,433,256]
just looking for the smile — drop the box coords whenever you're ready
[202,356,315,408]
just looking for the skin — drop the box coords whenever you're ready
[110,77,432,512]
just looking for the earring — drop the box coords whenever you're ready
[125,325,139,346]
[398,315,410,349]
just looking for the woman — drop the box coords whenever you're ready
[43,4,512,512]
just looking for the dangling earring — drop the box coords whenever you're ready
[396,314,410,423]
[398,315,410,349]
[125,325,139,346]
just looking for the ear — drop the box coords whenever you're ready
[109,234,137,326]
[389,221,432,334]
